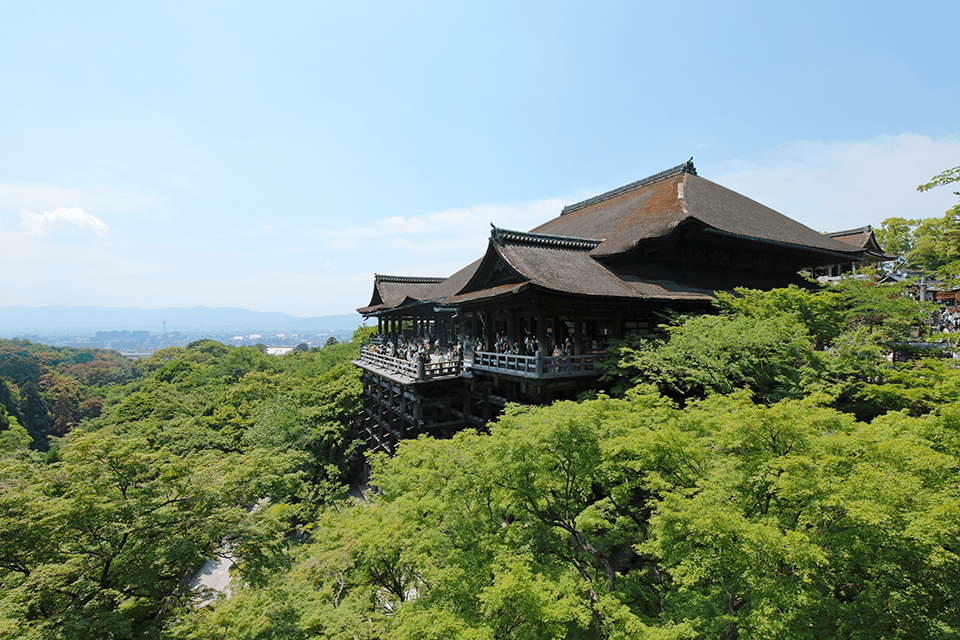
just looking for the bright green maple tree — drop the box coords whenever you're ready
[0,431,304,639]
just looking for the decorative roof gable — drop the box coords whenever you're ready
[827,225,897,261]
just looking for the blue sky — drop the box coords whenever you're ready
[1,0,958,317]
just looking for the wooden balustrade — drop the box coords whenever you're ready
[357,346,600,381]
[357,347,461,381]
[470,350,602,379]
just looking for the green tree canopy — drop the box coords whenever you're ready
[0,430,304,639]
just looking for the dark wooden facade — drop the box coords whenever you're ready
[354,161,868,453]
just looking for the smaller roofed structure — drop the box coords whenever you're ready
[816,225,898,278]
[358,275,447,315]
[827,226,897,263]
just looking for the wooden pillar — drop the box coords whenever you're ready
[377,317,382,335]
[507,312,517,350]
[483,311,494,352]
[537,309,548,356]
[614,311,624,340]
[574,311,584,356]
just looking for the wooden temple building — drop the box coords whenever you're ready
[353,160,870,453]
[816,225,897,277]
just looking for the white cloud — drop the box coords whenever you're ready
[320,198,566,259]
[20,207,109,237]
[0,183,166,216]
[318,133,960,289]
[711,134,960,232]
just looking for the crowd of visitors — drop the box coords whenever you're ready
[932,308,960,333]
[365,334,461,363]
[367,331,607,362]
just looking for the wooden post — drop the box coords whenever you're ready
[574,311,584,356]
[537,309,548,356]
[483,311,494,352]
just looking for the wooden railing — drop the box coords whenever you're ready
[356,347,461,381]
[470,351,602,379]
[358,346,600,382]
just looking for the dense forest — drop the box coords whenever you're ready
[3,275,960,638]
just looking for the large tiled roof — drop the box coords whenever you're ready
[427,259,483,300]
[532,162,859,259]
[359,160,870,315]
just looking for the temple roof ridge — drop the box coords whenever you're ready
[375,274,446,284]
[561,158,696,216]
[491,225,604,250]
[827,225,874,238]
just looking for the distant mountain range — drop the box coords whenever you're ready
[0,306,366,334]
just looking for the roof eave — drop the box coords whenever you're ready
[701,227,864,262]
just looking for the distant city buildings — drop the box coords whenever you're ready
[7,328,356,357]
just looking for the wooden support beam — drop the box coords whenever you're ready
[483,311,494,352]
[574,311,584,356]
[537,309,548,356]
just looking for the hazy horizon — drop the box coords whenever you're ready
[2,2,958,317]
[0,305,365,335]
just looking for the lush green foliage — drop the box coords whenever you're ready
[0,328,373,637]
[175,384,960,639]
[917,165,960,193]
[0,432,303,639]
[171,285,960,639]
[876,212,960,271]
[0,383,30,456]
[7,291,960,638]
[0,339,134,450]
[603,282,930,413]
[875,165,960,273]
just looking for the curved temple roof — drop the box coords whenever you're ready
[358,160,870,315]
[357,274,447,315]
[532,162,858,258]
[827,226,898,262]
